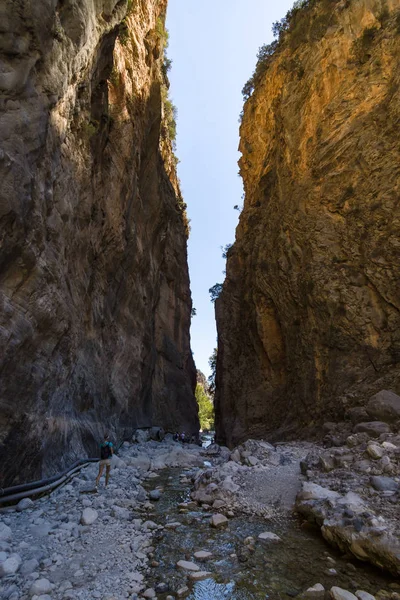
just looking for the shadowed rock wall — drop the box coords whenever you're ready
[0,0,198,485]
[216,0,400,447]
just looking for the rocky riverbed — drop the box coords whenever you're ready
[0,432,399,600]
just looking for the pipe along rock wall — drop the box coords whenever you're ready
[0,0,199,486]
[215,0,400,447]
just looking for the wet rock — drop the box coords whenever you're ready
[210,514,228,528]
[177,586,189,597]
[80,508,98,525]
[354,423,391,437]
[367,391,400,424]
[176,560,200,571]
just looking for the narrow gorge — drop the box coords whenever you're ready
[215,0,400,448]
[0,0,198,487]
[1,1,400,599]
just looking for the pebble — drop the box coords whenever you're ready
[356,592,376,600]
[0,523,12,542]
[194,550,212,561]
[189,570,212,580]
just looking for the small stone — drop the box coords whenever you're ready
[212,500,226,510]
[331,587,358,600]
[80,508,98,525]
[0,553,22,577]
[155,582,169,593]
[326,568,338,576]
[176,560,200,571]
[258,532,282,542]
[210,514,228,528]
[30,578,53,596]
[194,551,212,561]
[143,589,156,598]
[16,498,34,512]
[165,522,181,530]
[177,586,189,597]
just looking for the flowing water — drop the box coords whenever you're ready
[144,469,398,600]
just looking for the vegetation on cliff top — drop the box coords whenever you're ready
[195,382,214,431]
[242,0,341,100]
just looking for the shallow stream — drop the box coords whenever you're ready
[144,469,397,600]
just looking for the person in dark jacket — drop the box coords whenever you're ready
[95,433,114,488]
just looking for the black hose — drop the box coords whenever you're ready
[0,458,99,498]
[0,437,125,505]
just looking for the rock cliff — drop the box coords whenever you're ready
[216,0,400,447]
[0,0,198,486]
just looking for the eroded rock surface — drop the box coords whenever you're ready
[0,0,198,486]
[215,0,400,447]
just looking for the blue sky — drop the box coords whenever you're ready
[166,0,295,377]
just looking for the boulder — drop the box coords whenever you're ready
[80,508,98,525]
[297,482,341,502]
[353,422,391,437]
[16,498,34,512]
[346,407,370,424]
[0,554,22,577]
[134,429,150,444]
[30,578,53,596]
[367,390,400,423]
[149,427,165,442]
[330,588,358,600]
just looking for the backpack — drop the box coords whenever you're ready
[100,442,112,460]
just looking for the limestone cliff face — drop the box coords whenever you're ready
[216,0,400,447]
[0,0,198,485]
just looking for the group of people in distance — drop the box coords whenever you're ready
[173,431,200,445]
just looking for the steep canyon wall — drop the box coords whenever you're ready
[0,0,198,485]
[216,0,400,447]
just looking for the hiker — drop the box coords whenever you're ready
[95,432,114,488]
[173,432,179,442]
